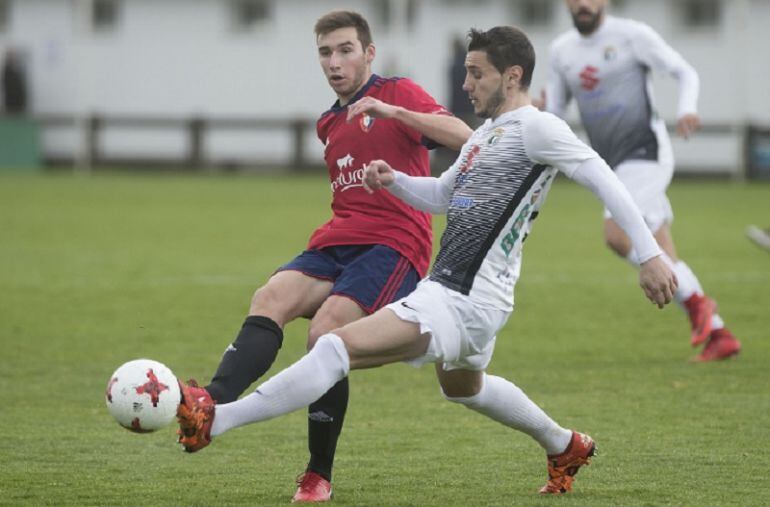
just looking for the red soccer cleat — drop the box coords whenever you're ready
[176,379,215,453]
[292,471,332,503]
[691,328,741,362]
[539,431,596,495]
[683,294,717,347]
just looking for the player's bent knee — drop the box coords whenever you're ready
[605,237,631,258]
[441,388,482,407]
[314,334,351,375]
[306,326,324,350]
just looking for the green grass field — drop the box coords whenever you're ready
[1,171,768,506]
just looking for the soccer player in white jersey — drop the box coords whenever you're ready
[176,26,678,499]
[542,0,740,361]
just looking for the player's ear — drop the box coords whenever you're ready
[506,65,523,89]
[365,43,376,64]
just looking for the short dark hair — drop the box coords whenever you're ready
[467,26,535,90]
[314,11,373,50]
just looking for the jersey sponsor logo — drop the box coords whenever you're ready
[500,203,532,257]
[450,196,474,208]
[500,174,552,257]
[359,113,375,133]
[604,46,617,61]
[579,65,600,91]
[332,154,366,193]
[459,145,481,173]
[458,144,481,186]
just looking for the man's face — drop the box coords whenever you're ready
[463,50,507,119]
[317,27,372,103]
[566,0,606,35]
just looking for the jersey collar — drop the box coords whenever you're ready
[329,73,379,112]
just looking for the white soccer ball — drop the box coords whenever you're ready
[105,359,181,433]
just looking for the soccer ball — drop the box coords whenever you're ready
[105,359,181,433]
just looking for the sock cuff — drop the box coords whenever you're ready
[244,315,283,345]
[316,333,350,377]
[441,373,487,406]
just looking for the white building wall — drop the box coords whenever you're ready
[0,0,767,171]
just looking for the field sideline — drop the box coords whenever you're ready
[1,171,768,506]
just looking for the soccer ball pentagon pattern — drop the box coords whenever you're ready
[105,359,181,433]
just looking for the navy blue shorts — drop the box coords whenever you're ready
[278,245,420,314]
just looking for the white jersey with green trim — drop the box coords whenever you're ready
[546,16,699,169]
[427,105,597,311]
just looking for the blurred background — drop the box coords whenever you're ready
[0,0,769,177]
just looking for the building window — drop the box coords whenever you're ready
[231,0,271,31]
[515,0,554,28]
[92,0,120,32]
[679,0,721,29]
[0,0,11,32]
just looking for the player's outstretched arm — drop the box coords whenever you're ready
[363,159,454,214]
[347,96,472,150]
[569,157,678,308]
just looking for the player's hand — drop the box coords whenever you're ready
[531,89,546,111]
[346,96,399,123]
[677,113,700,139]
[363,160,395,194]
[638,255,678,309]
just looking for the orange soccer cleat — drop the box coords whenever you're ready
[683,294,717,347]
[176,379,216,453]
[691,327,741,362]
[539,431,596,495]
[292,471,332,503]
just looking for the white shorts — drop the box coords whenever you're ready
[603,158,674,233]
[386,280,510,371]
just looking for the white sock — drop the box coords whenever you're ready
[211,333,350,436]
[628,252,725,330]
[664,256,704,303]
[444,374,572,455]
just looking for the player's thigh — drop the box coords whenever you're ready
[434,365,484,398]
[250,270,332,327]
[308,244,420,347]
[653,223,679,261]
[307,295,367,349]
[603,217,632,257]
[335,309,430,370]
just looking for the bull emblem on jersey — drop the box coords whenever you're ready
[337,154,355,170]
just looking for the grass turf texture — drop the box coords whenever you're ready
[1,171,768,506]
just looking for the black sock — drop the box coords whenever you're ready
[306,377,349,482]
[205,316,283,403]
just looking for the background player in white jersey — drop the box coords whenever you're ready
[176,25,678,499]
[541,0,740,362]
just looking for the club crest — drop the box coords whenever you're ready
[360,113,375,132]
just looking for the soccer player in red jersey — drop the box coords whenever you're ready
[177,10,471,503]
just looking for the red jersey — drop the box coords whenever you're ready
[308,74,452,276]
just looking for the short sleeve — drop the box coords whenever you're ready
[523,111,599,178]
[392,78,453,146]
